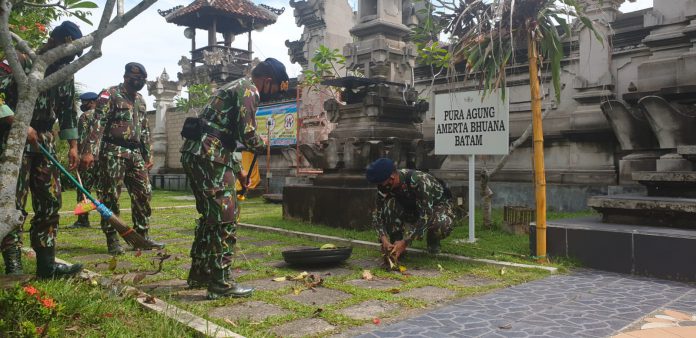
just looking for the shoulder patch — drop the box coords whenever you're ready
[99,90,110,99]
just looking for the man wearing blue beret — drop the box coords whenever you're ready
[70,92,100,228]
[366,158,455,262]
[0,21,84,278]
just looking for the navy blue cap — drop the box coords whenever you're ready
[263,58,289,91]
[124,62,147,77]
[50,21,82,41]
[366,158,395,184]
[79,92,98,101]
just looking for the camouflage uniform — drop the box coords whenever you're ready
[72,108,98,227]
[180,78,264,298]
[0,58,79,274]
[84,84,153,249]
[372,169,454,252]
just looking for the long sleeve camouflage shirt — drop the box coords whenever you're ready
[77,109,96,156]
[0,56,78,153]
[372,169,450,241]
[83,84,151,161]
[180,77,265,171]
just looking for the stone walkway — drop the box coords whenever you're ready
[358,269,696,338]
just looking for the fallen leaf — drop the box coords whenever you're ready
[64,326,80,332]
[293,287,302,295]
[361,270,373,281]
[320,243,337,250]
[134,249,142,258]
[132,273,147,284]
[387,288,401,294]
[272,277,287,282]
[25,250,36,258]
[398,265,407,273]
[500,267,507,275]
[373,318,381,325]
[144,295,156,304]
[102,313,114,318]
[224,319,237,327]
[499,323,512,329]
[437,264,445,272]
[290,271,309,281]
[108,256,118,271]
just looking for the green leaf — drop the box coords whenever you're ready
[68,1,99,9]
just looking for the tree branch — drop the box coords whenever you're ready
[39,47,102,92]
[10,31,36,60]
[0,0,28,86]
[21,1,67,9]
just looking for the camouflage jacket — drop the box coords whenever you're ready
[77,109,96,156]
[372,169,451,241]
[180,77,265,171]
[84,84,151,161]
[0,56,78,153]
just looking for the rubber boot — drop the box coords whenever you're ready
[69,214,90,228]
[2,246,23,275]
[35,246,82,279]
[426,230,441,254]
[106,232,125,255]
[186,262,210,289]
[136,229,165,250]
[207,267,253,299]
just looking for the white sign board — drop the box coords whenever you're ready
[434,90,510,155]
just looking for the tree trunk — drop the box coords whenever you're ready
[0,83,38,240]
[480,168,493,229]
[528,32,547,260]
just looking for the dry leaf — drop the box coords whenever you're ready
[64,326,80,332]
[108,256,118,271]
[144,295,156,304]
[134,249,142,258]
[293,287,302,295]
[272,277,287,282]
[132,273,147,284]
[361,270,373,281]
[500,267,507,275]
[387,288,401,294]
[290,271,309,281]
[398,265,407,273]
[224,319,237,327]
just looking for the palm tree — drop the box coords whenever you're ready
[417,0,601,260]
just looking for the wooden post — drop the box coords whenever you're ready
[208,18,217,46]
[528,32,547,261]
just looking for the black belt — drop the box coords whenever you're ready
[30,120,54,133]
[200,119,228,139]
[104,138,141,150]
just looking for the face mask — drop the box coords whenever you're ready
[80,103,90,112]
[128,78,146,91]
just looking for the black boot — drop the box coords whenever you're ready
[2,246,23,275]
[136,230,165,250]
[106,232,125,255]
[35,246,82,279]
[207,267,253,299]
[426,231,441,254]
[69,214,90,228]
[186,262,210,289]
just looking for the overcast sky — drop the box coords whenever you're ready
[71,0,652,109]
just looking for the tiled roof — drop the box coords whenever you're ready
[166,0,278,33]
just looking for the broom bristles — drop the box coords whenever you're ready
[109,215,155,249]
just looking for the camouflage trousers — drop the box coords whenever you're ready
[378,197,454,243]
[76,163,98,203]
[96,151,151,234]
[181,152,238,277]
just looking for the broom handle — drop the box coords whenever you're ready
[38,144,113,219]
[239,153,258,196]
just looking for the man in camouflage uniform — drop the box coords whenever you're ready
[180,58,288,299]
[70,91,99,228]
[366,158,455,258]
[80,62,164,254]
[0,21,84,278]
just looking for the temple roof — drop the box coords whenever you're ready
[162,0,283,34]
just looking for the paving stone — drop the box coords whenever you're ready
[270,318,336,338]
[400,268,441,278]
[345,278,404,290]
[244,278,292,291]
[159,238,191,245]
[91,260,133,272]
[349,258,383,270]
[111,272,151,284]
[270,262,354,277]
[245,240,281,247]
[236,252,270,261]
[450,275,498,287]
[336,300,400,320]
[178,263,191,271]
[139,279,189,293]
[209,301,290,322]
[71,254,113,262]
[171,288,210,302]
[397,286,457,303]
[283,287,351,306]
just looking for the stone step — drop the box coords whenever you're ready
[677,145,696,156]
[588,194,696,228]
[632,171,696,198]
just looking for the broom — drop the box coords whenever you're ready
[237,153,258,200]
[38,144,153,249]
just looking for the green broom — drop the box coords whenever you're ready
[39,144,153,249]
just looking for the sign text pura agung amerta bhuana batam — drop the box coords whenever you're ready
[434,90,510,155]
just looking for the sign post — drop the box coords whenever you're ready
[434,90,509,243]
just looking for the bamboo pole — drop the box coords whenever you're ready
[527,32,547,261]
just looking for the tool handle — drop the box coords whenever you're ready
[238,153,258,197]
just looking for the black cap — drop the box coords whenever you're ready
[124,62,147,77]
[79,92,98,101]
[263,58,289,92]
[50,21,82,41]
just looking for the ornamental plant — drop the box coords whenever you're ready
[0,284,61,337]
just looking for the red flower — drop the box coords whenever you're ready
[19,26,27,32]
[23,285,38,296]
[41,297,56,309]
[35,23,46,33]
[36,327,44,335]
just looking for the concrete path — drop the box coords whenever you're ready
[359,269,696,338]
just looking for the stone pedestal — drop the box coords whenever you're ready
[147,69,182,173]
[656,153,693,172]
[618,152,659,185]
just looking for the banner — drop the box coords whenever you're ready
[255,102,297,146]
[234,151,260,191]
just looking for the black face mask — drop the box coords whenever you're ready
[128,78,146,91]
[80,103,90,112]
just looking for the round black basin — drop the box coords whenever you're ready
[282,247,353,266]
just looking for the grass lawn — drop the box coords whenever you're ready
[3,189,593,337]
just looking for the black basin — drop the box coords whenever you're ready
[282,247,353,266]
